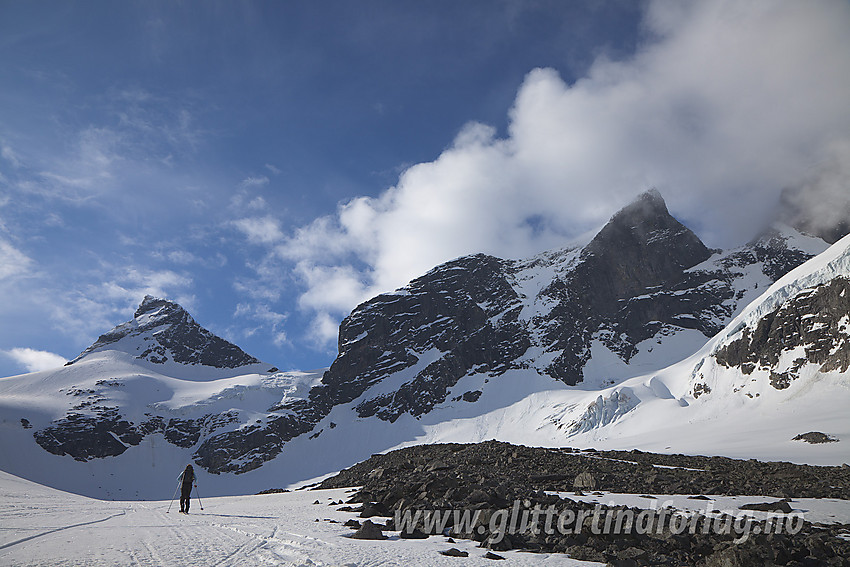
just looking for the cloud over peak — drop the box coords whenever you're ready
[251,0,850,346]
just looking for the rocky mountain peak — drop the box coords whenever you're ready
[67,296,261,369]
[134,294,180,319]
[574,189,712,316]
[583,188,709,264]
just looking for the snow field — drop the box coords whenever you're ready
[0,470,602,566]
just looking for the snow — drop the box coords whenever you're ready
[0,470,601,567]
[718,231,850,346]
[2,467,846,566]
[1,228,849,505]
[550,491,850,525]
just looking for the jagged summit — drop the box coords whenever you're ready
[578,189,713,314]
[0,188,843,492]
[583,189,706,264]
[67,296,261,369]
[134,294,174,318]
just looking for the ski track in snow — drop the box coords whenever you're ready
[3,469,849,566]
[0,471,601,567]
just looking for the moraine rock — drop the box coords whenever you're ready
[318,441,850,566]
[349,519,386,540]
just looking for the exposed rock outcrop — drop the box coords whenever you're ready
[67,295,261,368]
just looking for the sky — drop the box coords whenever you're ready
[1,0,849,377]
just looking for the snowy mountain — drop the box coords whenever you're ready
[534,231,850,460]
[0,299,323,497]
[67,295,265,369]
[276,190,826,429]
[0,190,846,499]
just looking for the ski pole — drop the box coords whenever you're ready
[194,484,204,511]
[166,480,181,513]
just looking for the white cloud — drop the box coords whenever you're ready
[3,347,67,373]
[264,163,281,175]
[233,216,284,244]
[234,302,289,347]
[28,126,122,202]
[306,312,342,350]
[256,0,850,348]
[43,267,194,341]
[0,240,33,279]
[239,176,270,188]
[1,142,22,168]
[98,268,192,304]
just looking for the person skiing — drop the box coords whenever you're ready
[178,464,196,514]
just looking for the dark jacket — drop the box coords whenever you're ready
[179,467,195,487]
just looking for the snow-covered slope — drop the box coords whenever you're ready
[0,298,324,498]
[418,233,850,464]
[0,192,845,501]
[1,470,595,567]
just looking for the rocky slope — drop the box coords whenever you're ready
[6,297,322,481]
[317,441,850,566]
[271,190,825,436]
[67,295,263,368]
[1,190,843,493]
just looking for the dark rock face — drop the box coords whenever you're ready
[293,189,818,428]
[537,189,715,381]
[714,277,850,386]
[315,253,530,423]
[34,408,142,460]
[193,412,316,474]
[33,399,242,462]
[572,189,712,316]
[67,295,261,368]
[32,192,827,476]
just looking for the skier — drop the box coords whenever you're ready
[178,464,196,514]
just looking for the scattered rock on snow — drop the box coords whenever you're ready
[439,548,469,557]
[793,431,839,444]
[739,500,793,513]
[349,520,386,540]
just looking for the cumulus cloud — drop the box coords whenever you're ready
[3,347,67,373]
[244,0,850,346]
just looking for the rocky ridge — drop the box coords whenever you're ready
[714,276,850,389]
[67,295,262,369]
[23,191,834,477]
[269,191,824,440]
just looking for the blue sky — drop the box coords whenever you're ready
[1,1,849,377]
